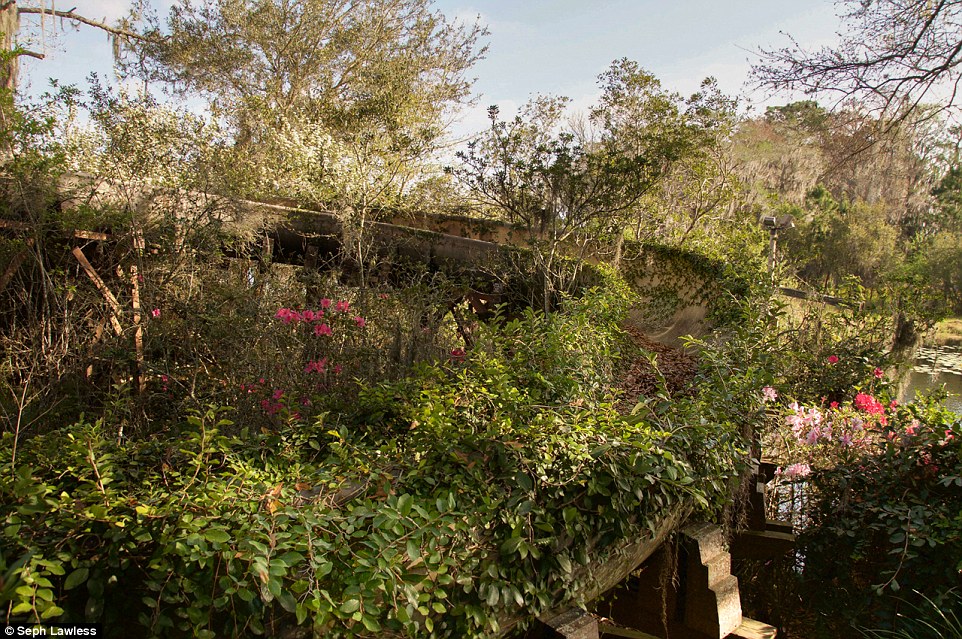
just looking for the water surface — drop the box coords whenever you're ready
[900,345,962,413]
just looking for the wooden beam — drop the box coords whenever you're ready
[71,246,123,336]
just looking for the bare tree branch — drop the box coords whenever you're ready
[753,0,962,118]
[17,6,151,42]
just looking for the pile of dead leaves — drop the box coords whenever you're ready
[615,324,698,411]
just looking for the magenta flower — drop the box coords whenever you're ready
[151,308,161,318]
[314,323,332,336]
[304,358,328,374]
[873,367,884,379]
[827,355,839,364]
[302,309,316,322]
[320,298,332,309]
[275,308,298,324]
[335,300,350,313]
[353,316,366,328]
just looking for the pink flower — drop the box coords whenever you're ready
[302,309,316,322]
[333,364,343,375]
[854,392,885,416]
[151,308,161,318]
[827,355,839,365]
[335,300,350,313]
[450,348,466,361]
[304,358,328,374]
[272,389,284,400]
[762,386,777,402]
[777,463,811,479]
[379,293,389,299]
[830,401,839,409]
[314,323,332,336]
[889,400,898,409]
[873,367,884,379]
[320,298,332,309]
[275,308,298,324]
[353,316,366,328]
[906,420,920,436]
[160,374,169,383]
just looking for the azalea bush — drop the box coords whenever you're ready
[761,378,962,635]
[772,286,900,405]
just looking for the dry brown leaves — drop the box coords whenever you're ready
[615,324,699,412]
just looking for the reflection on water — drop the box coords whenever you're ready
[900,345,962,413]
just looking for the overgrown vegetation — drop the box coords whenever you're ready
[2,0,962,637]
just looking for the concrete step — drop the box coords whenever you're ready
[683,522,727,561]
[704,551,732,587]
[728,617,777,639]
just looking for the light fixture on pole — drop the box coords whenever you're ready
[759,214,795,276]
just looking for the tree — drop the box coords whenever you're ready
[451,60,732,305]
[121,0,486,194]
[118,0,486,282]
[752,0,962,121]
[1,2,149,92]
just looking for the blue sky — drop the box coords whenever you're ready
[20,0,840,136]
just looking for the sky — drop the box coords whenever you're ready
[17,0,841,138]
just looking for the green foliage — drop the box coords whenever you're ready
[0,279,753,636]
[780,186,900,290]
[862,589,962,639]
[772,289,896,404]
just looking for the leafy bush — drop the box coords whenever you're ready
[0,280,752,637]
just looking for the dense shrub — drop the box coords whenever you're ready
[0,280,752,637]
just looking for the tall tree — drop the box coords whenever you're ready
[121,0,486,192]
[452,60,732,303]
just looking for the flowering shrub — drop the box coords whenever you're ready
[0,278,752,636]
[768,383,962,631]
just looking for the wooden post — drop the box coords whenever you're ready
[128,264,145,393]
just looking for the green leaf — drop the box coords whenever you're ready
[204,529,231,544]
[64,567,89,591]
[40,605,64,619]
[340,599,360,614]
[515,472,533,492]
[361,614,381,632]
[397,494,414,518]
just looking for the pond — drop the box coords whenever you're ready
[900,345,962,413]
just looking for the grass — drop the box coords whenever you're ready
[933,317,962,346]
